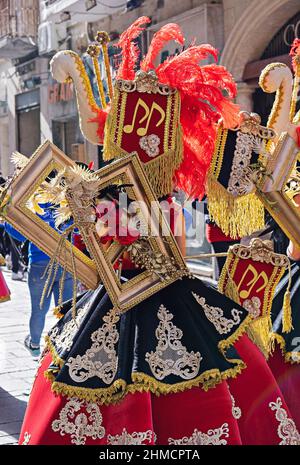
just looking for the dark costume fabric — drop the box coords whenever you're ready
[19,275,300,445]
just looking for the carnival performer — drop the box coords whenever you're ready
[18,18,300,445]
[266,192,300,431]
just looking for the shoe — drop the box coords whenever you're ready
[24,335,40,358]
[12,272,24,281]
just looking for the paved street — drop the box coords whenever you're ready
[0,267,55,445]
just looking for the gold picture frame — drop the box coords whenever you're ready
[66,153,187,313]
[257,132,300,248]
[5,140,99,290]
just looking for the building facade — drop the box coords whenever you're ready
[0,0,299,176]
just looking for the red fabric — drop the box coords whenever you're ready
[228,334,294,445]
[19,335,296,445]
[206,223,239,243]
[113,196,176,271]
[73,234,86,252]
[219,254,284,315]
[268,347,300,431]
[19,353,241,445]
[0,269,10,301]
[113,90,173,164]
[296,126,300,148]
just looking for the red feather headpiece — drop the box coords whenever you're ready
[93,17,239,199]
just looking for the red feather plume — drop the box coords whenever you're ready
[290,38,300,72]
[93,18,240,200]
[89,107,110,144]
[140,23,184,71]
[156,44,239,199]
[116,16,151,80]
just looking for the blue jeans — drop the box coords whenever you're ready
[28,260,73,346]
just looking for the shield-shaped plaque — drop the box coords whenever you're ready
[103,71,183,198]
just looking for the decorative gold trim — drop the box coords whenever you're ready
[229,239,290,269]
[206,175,265,238]
[270,332,300,364]
[116,71,175,95]
[0,294,10,303]
[44,305,250,405]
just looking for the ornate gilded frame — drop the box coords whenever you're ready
[5,140,99,289]
[66,153,187,313]
[256,132,300,248]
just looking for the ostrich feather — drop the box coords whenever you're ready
[140,23,184,71]
[290,38,300,72]
[90,107,110,144]
[11,152,29,170]
[116,16,151,80]
[155,44,240,198]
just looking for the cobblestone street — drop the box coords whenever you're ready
[0,267,55,445]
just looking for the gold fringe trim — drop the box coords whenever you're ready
[270,332,300,364]
[45,336,65,369]
[52,305,64,320]
[0,294,10,303]
[206,175,265,239]
[218,313,253,363]
[246,316,272,359]
[103,88,183,198]
[43,312,250,405]
[48,361,246,406]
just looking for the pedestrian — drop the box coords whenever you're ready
[5,203,74,357]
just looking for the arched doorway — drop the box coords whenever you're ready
[252,11,300,125]
[220,0,300,111]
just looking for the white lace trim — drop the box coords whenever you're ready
[145,304,202,380]
[269,397,300,445]
[107,428,156,445]
[51,397,105,445]
[49,303,89,352]
[192,293,242,334]
[66,308,119,384]
[168,423,229,445]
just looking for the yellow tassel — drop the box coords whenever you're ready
[246,316,272,359]
[206,175,265,239]
[282,260,293,333]
[282,290,293,333]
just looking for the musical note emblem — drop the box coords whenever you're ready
[123,98,166,136]
[237,264,268,300]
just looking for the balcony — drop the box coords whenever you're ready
[41,0,125,23]
[0,0,39,59]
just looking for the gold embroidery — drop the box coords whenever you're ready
[192,293,242,335]
[21,432,31,445]
[168,423,229,445]
[51,397,105,445]
[107,428,156,445]
[66,309,119,384]
[269,397,300,445]
[145,305,202,380]
[49,304,89,353]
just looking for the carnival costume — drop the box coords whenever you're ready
[19,18,299,445]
